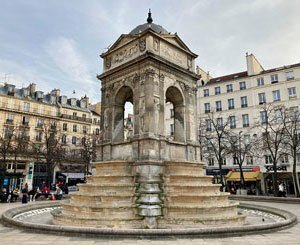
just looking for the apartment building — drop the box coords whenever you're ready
[0,83,100,190]
[197,54,300,195]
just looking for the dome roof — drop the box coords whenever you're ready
[129,10,169,35]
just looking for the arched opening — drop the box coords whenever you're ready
[165,86,185,142]
[113,86,134,142]
[124,102,134,140]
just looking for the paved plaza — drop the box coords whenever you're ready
[0,200,299,245]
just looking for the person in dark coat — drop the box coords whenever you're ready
[21,183,28,204]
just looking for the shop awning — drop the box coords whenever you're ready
[226,171,260,182]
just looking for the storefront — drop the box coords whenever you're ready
[206,168,230,185]
[226,167,261,195]
[262,165,297,196]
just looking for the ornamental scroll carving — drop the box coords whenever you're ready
[139,38,146,52]
[112,43,139,65]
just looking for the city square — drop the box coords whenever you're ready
[1,1,300,244]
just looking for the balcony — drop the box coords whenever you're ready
[61,114,92,123]
[5,119,14,124]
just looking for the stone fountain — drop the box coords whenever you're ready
[53,11,245,229]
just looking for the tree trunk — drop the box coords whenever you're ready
[273,163,279,197]
[292,155,300,197]
[218,161,225,192]
[239,164,245,189]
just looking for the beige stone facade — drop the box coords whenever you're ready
[0,83,100,189]
[197,54,300,194]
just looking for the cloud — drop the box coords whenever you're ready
[44,37,100,102]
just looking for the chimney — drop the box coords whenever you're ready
[28,83,36,96]
[246,53,264,76]
[51,89,61,96]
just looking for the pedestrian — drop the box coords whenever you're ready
[55,185,63,200]
[278,182,284,197]
[21,183,28,204]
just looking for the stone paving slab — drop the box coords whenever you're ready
[1,200,300,244]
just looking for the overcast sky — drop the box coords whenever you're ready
[0,0,299,103]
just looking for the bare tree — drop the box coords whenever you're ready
[257,104,286,197]
[225,131,258,189]
[81,133,97,176]
[0,126,15,190]
[199,111,231,190]
[36,124,64,186]
[283,107,300,197]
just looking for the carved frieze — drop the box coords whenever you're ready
[111,42,139,66]
[139,38,146,52]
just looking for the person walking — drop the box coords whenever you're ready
[21,183,28,204]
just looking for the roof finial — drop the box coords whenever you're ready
[147,9,153,24]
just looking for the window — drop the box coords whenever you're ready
[297,153,300,164]
[73,112,77,117]
[61,135,67,144]
[242,114,249,127]
[239,81,246,90]
[221,158,226,165]
[22,116,29,125]
[258,92,266,104]
[229,116,236,129]
[228,98,234,109]
[240,96,248,108]
[265,155,272,165]
[96,128,100,135]
[63,123,68,131]
[271,74,278,84]
[257,77,264,86]
[72,136,77,145]
[217,117,223,129]
[50,120,56,130]
[272,90,281,101]
[260,111,267,124]
[204,89,209,97]
[204,103,210,113]
[73,124,77,132]
[246,156,253,165]
[280,154,289,164]
[233,156,238,165]
[288,87,297,98]
[170,109,174,118]
[36,118,44,128]
[216,101,222,112]
[35,132,43,142]
[4,127,13,139]
[83,126,87,134]
[6,114,14,124]
[215,87,221,95]
[208,158,214,166]
[23,102,30,112]
[170,124,174,136]
[206,119,212,131]
[289,106,299,118]
[82,114,86,118]
[286,71,294,81]
[275,109,283,123]
[226,84,233,93]
[244,134,250,144]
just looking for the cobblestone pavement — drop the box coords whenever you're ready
[0,200,299,245]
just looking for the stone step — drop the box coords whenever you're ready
[62,203,137,219]
[164,193,230,206]
[87,175,134,184]
[77,184,135,195]
[159,214,246,228]
[53,212,142,228]
[165,162,205,176]
[70,194,135,206]
[164,175,213,184]
[163,203,240,219]
[164,184,221,195]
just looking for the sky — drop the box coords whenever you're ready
[0,0,299,104]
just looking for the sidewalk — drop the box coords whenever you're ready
[1,200,300,244]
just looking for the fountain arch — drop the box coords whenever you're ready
[112,85,134,142]
[165,86,185,142]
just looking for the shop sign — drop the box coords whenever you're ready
[266,165,287,172]
[232,167,260,172]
